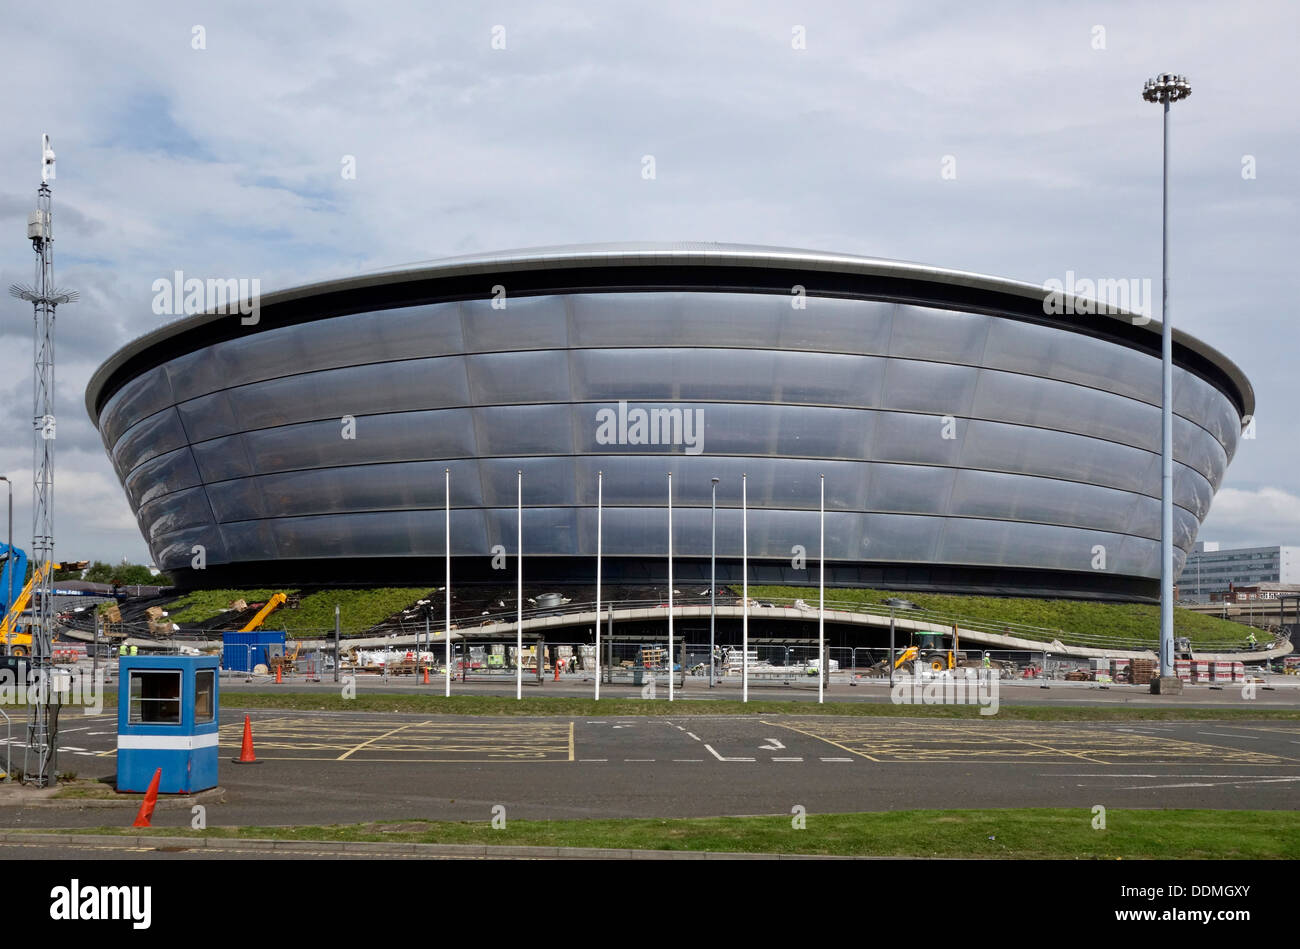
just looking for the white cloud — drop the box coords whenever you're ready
[1199,487,1300,548]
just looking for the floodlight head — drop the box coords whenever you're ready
[41,134,56,183]
[9,284,78,306]
[1142,73,1192,105]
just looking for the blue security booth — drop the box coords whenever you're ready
[117,654,219,793]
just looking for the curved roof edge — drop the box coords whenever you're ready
[85,242,1255,424]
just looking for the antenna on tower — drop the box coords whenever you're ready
[7,134,76,787]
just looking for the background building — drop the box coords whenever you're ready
[1181,542,1300,595]
[85,244,1253,600]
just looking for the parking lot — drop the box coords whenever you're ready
[3,708,1293,830]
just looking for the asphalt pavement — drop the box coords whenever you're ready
[2,707,1296,834]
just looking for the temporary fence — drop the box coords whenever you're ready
[0,706,10,783]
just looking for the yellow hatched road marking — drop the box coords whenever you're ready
[762,720,881,762]
[986,732,1102,763]
[338,720,432,760]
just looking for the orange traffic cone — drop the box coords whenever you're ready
[423,665,430,685]
[132,768,162,827]
[231,715,261,764]
[275,664,283,685]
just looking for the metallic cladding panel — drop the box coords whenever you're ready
[97,289,1246,585]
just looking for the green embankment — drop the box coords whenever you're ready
[749,585,1251,647]
[166,587,432,637]
[163,582,1255,648]
[33,809,1300,859]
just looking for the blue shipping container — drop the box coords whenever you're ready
[222,630,287,672]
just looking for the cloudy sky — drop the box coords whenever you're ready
[0,0,1296,566]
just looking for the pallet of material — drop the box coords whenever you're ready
[1212,661,1237,682]
[1129,658,1155,685]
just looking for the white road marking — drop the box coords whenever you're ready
[772,757,803,762]
[1119,776,1300,790]
[58,746,85,752]
[759,738,785,750]
[685,732,701,741]
[625,759,655,762]
[704,744,755,762]
[820,757,853,763]
[672,759,703,762]
[579,758,608,762]
[1197,732,1259,740]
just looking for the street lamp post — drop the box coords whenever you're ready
[1142,72,1191,692]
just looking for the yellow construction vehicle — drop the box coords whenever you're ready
[268,640,301,675]
[878,626,1010,677]
[1,558,89,656]
[888,644,957,675]
[239,592,287,632]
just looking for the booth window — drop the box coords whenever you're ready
[128,670,182,724]
[194,669,215,723]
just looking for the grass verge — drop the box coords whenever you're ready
[19,809,1299,859]
[203,691,1300,720]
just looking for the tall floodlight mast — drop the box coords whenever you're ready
[9,135,77,786]
[1141,74,1191,694]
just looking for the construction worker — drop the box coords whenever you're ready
[128,643,138,657]
[118,641,127,658]
[1247,630,1258,650]
[982,652,992,669]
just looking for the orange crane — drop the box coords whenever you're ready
[2,557,89,656]
[238,592,287,633]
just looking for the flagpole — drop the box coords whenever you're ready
[595,470,602,702]
[819,473,825,705]
[667,470,674,702]
[516,468,523,701]
[445,467,451,698]
[742,472,748,704]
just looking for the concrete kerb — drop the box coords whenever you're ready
[0,831,861,859]
[0,784,225,809]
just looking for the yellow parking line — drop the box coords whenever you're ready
[337,720,431,760]
[243,757,573,763]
